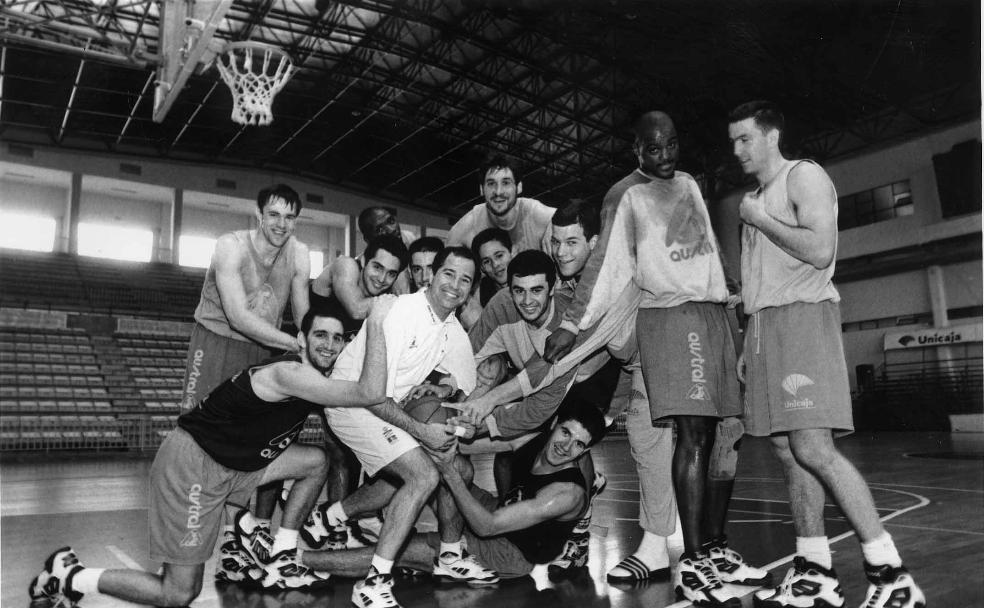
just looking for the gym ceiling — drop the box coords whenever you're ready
[1,0,979,215]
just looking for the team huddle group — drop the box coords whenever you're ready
[29,101,926,608]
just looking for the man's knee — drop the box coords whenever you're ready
[160,568,203,607]
[393,449,439,494]
[788,433,840,473]
[675,416,714,450]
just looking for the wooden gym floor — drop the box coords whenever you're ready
[2,432,983,607]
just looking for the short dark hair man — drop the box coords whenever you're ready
[729,100,924,608]
[304,246,486,608]
[447,156,555,255]
[310,234,409,338]
[298,400,607,583]
[30,300,395,606]
[182,183,311,410]
[407,236,444,292]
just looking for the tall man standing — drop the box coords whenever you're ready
[182,183,310,410]
[729,100,925,608]
[447,156,555,254]
[543,112,765,607]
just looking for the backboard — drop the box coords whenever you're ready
[153,0,233,123]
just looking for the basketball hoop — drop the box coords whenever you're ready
[215,41,295,126]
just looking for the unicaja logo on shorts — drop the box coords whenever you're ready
[180,483,204,547]
[782,374,815,410]
[687,332,709,400]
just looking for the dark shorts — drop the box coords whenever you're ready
[743,301,854,437]
[180,323,271,410]
[636,302,742,421]
[148,427,265,564]
[423,486,534,578]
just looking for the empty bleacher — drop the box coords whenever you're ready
[0,308,329,452]
[0,249,204,320]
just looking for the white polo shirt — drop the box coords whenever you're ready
[329,290,477,402]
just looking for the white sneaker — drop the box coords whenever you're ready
[753,556,844,608]
[547,533,589,577]
[352,573,401,608]
[709,545,772,585]
[300,503,332,549]
[215,534,265,585]
[860,563,926,608]
[675,556,741,607]
[29,547,85,607]
[234,509,274,565]
[433,551,499,586]
[261,548,330,589]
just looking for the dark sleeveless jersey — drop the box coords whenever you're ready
[177,353,319,472]
[309,284,364,339]
[502,432,589,564]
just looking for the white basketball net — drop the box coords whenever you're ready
[216,42,295,126]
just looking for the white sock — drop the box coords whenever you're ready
[439,541,462,560]
[796,536,832,569]
[255,517,272,530]
[71,567,105,596]
[239,512,260,531]
[325,502,348,527]
[222,525,235,537]
[369,555,394,576]
[861,532,902,568]
[271,528,299,555]
[631,531,670,569]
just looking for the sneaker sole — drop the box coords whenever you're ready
[719,572,773,586]
[675,586,742,608]
[434,574,500,586]
[753,596,845,608]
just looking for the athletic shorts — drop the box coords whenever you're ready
[423,486,534,578]
[636,302,742,421]
[180,323,272,410]
[742,301,854,437]
[322,406,419,477]
[148,427,265,565]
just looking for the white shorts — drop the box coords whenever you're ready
[323,407,419,476]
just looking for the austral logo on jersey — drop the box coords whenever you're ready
[666,193,715,263]
[260,421,304,460]
[782,374,815,410]
[669,239,715,262]
[686,332,709,400]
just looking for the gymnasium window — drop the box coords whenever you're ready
[0,212,56,252]
[309,250,324,279]
[78,222,153,262]
[838,179,913,230]
[178,235,217,269]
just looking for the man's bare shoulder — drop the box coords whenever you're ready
[787,161,835,203]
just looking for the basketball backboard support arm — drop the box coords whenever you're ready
[153,0,233,123]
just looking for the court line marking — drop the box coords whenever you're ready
[868,481,984,494]
[663,486,931,608]
[106,545,142,570]
[882,522,984,536]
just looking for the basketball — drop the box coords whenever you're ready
[403,394,450,425]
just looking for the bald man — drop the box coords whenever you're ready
[543,112,766,607]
